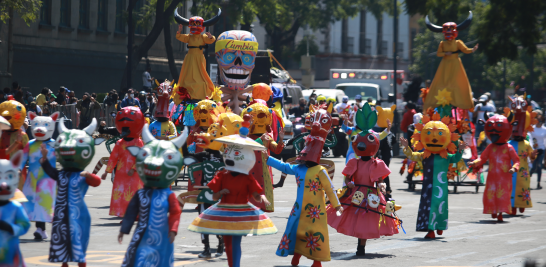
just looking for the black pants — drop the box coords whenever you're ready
[199,203,222,245]
[380,152,392,192]
[36,221,46,230]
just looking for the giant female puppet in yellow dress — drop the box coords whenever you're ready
[173,8,221,102]
[423,12,478,111]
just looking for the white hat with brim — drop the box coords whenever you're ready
[214,134,267,151]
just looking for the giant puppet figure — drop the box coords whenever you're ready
[216,30,259,114]
[400,112,466,238]
[187,99,219,154]
[0,100,29,161]
[506,96,538,215]
[149,80,177,140]
[173,8,221,102]
[118,126,187,267]
[39,118,105,267]
[20,111,59,241]
[188,124,277,267]
[469,114,520,222]
[0,151,30,267]
[423,12,478,111]
[101,107,145,218]
[267,103,343,267]
[326,103,400,256]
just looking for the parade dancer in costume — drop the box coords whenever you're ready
[400,112,466,238]
[267,103,343,267]
[173,9,221,102]
[374,105,396,197]
[20,111,59,240]
[118,126,187,267]
[101,107,145,218]
[187,100,219,154]
[0,100,29,162]
[327,103,400,256]
[423,12,478,111]
[188,125,277,267]
[469,114,520,222]
[149,80,177,140]
[0,151,30,267]
[506,96,538,214]
[39,118,105,267]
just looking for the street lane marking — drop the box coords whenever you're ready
[474,245,546,266]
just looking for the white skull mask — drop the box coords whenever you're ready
[223,144,256,175]
[29,111,60,141]
[0,151,23,201]
[351,191,365,205]
[215,30,257,90]
[367,193,380,208]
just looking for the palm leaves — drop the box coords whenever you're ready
[355,102,377,132]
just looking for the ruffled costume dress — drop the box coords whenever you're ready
[0,200,30,267]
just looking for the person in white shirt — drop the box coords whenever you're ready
[142,67,154,92]
[334,96,350,114]
[530,110,545,189]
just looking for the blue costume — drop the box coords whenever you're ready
[0,201,30,266]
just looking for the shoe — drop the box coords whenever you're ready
[356,245,365,256]
[61,263,69,267]
[34,228,48,240]
[291,253,302,266]
[491,213,497,219]
[511,207,517,215]
[424,231,436,239]
[198,245,211,258]
[497,213,504,222]
[311,261,322,267]
[78,263,86,267]
[538,184,543,189]
[215,240,224,257]
[519,208,525,213]
[436,230,443,236]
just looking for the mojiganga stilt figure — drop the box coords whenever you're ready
[39,118,105,267]
[118,125,188,267]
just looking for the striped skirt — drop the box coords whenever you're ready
[188,202,278,236]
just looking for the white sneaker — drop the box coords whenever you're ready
[34,228,48,240]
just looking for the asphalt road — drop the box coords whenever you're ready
[19,145,546,267]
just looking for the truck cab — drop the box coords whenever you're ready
[334,83,381,106]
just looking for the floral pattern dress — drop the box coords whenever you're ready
[508,140,533,208]
[106,138,144,217]
[267,157,341,262]
[472,143,520,214]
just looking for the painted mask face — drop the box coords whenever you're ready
[215,30,258,90]
[195,113,243,151]
[154,80,174,119]
[0,100,26,130]
[367,193,380,208]
[509,96,531,138]
[29,112,59,141]
[376,105,396,128]
[189,16,204,35]
[194,100,217,128]
[386,201,395,215]
[129,126,188,188]
[116,107,145,138]
[223,144,256,174]
[298,104,334,164]
[485,115,512,144]
[351,131,380,157]
[55,118,105,171]
[351,191,365,205]
[241,103,271,135]
[421,121,451,153]
[442,22,458,40]
[0,151,22,201]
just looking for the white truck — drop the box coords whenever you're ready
[329,69,406,107]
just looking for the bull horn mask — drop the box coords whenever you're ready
[174,7,222,27]
[425,11,473,32]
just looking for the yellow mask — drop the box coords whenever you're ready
[421,121,451,153]
[196,113,243,151]
[376,105,396,128]
[0,100,26,130]
[241,103,271,135]
[193,100,218,128]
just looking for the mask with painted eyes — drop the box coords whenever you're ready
[188,16,204,35]
[55,118,105,171]
[215,30,258,90]
[214,133,266,175]
[298,103,335,164]
[193,100,218,128]
[116,107,145,138]
[0,100,26,130]
[421,121,452,153]
[28,111,60,141]
[241,103,272,135]
[195,113,243,151]
[484,115,512,144]
[0,151,23,201]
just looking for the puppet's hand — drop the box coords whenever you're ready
[80,171,90,178]
[335,206,344,214]
[40,143,49,159]
[379,183,387,195]
[386,119,392,132]
[169,231,176,243]
[473,43,479,52]
[118,232,124,244]
[468,161,476,167]
[177,24,182,34]
[101,173,108,180]
[261,195,271,206]
[509,167,517,174]
[347,181,355,189]
[218,189,230,196]
[399,137,409,148]
[205,32,213,39]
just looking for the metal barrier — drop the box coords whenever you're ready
[39,103,118,129]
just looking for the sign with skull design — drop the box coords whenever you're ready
[351,191,365,206]
[215,30,258,90]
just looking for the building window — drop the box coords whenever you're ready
[40,0,52,24]
[79,0,90,29]
[59,0,71,27]
[97,0,108,31]
[397,42,404,57]
[381,40,388,56]
[115,0,125,32]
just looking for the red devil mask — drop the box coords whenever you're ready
[426,11,472,41]
[442,22,458,40]
[154,80,174,119]
[174,8,221,35]
[508,96,529,138]
[298,104,334,164]
[189,16,204,35]
[116,106,145,138]
[484,114,512,144]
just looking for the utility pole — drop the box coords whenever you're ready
[393,0,399,156]
[127,2,134,89]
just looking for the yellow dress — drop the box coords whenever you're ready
[175,33,216,103]
[423,40,474,110]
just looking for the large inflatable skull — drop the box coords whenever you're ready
[215,30,257,90]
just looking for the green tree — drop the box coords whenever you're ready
[0,0,41,24]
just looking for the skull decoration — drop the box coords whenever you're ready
[215,30,258,90]
[0,151,23,201]
[116,107,145,138]
[298,103,335,164]
[28,111,60,141]
[0,100,26,130]
[367,193,380,208]
[214,133,267,175]
[425,11,473,41]
[174,8,221,35]
[154,80,174,119]
[351,191,365,206]
[128,126,188,188]
[55,118,105,171]
[241,103,272,135]
[193,100,218,128]
[194,113,243,151]
[385,201,395,216]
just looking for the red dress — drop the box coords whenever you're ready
[472,143,520,214]
[207,170,263,204]
[106,138,144,217]
[326,158,399,239]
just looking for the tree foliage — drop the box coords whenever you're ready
[0,0,41,25]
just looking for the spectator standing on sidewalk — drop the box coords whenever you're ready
[143,67,154,92]
[400,101,416,140]
[36,88,49,106]
[77,92,101,129]
[120,89,141,109]
[56,86,67,106]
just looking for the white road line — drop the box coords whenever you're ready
[507,238,535,245]
[474,245,546,266]
[427,252,477,263]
